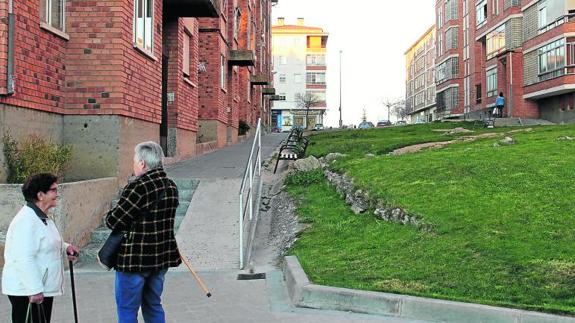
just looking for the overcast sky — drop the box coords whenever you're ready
[272,1,435,126]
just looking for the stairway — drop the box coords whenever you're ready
[75,178,199,271]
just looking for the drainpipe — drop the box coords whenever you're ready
[6,0,15,94]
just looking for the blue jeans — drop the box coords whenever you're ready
[115,269,168,323]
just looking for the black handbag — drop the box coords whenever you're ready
[97,190,165,270]
[97,230,126,271]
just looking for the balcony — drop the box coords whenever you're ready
[229,50,255,67]
[270,95,285,101]
[250,74,269,85]
[164,0,219,18]
[262,88,276,95]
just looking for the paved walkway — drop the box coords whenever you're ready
[0,133,432,322]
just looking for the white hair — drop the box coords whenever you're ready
[134,141,164,170]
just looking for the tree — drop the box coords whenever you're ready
[381,98,406,121]
[392,99,408,121]
[295,92,322,129]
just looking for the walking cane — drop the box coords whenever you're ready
[69,256,79,323]
[179,251,212,297]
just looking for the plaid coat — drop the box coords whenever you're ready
[105,168,181,272]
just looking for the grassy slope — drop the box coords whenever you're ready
[288,124,575,314]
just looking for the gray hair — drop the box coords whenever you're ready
[134,141,164,170]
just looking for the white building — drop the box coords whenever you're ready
[272,17,328,131]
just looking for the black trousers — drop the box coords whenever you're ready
[8,295,54,323]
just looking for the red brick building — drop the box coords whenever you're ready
[435,0,575,123]
[0,0,275,183]
[435,0,466,118]
[198,0,274,148]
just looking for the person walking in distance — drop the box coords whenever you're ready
[105,141,181,323]
[495,92,505,118]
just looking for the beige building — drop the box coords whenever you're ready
[405,25,437,123]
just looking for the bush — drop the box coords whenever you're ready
[238,120,250,135]
[3,132,73,183]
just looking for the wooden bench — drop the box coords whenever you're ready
[273,131,309,173]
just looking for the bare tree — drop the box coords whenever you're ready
[392,99,408,121]
[295,92,322,129]
[381,98,405,122]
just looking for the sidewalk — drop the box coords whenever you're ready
[167,133,286,271]
[0,133,432,322]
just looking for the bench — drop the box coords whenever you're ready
[273,129,309,173]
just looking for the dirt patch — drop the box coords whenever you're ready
[391,132,499,156]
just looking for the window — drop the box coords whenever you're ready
[294,73,302,83]
[279,74,286,83]
[306,72,326,85]
[41,0,65,31]
[234,8,241,40]
[436,87,459,112]
[307,91,326,101]
[486,24,506,59]
[486,67,498,97]
[492,0,499,16]
[134,0,154,52]
[445,0,458,21]
[476,0,487,27]
[538,38,566,80]
[476,84,482,103]
[446,27,459,50]
[220,55,226,89]
[437,33,444,56]
[280,56,287,65]
[306,54,326,66]
[183,32,190,77]
[435,57,459,84]
[538,5,547,29]
[437,5,444,29]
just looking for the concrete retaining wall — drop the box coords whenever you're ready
[283,256,575,322]
[0,177,118,266]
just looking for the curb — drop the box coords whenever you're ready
[283,256,575,323]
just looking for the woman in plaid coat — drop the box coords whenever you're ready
[105,141,181,323]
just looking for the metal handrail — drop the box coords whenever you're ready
[238,118,262,269]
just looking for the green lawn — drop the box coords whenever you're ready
[287,123,575,314]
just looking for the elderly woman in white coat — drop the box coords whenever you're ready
[2,173,79,323]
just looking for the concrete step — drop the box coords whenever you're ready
[78,242,101,267]
[175,214,185,232]
[173,179,199,191]
[179,189,195,201]
[91,226,111,244]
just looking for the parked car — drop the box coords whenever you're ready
[358,121,374,129]
[376,120,392,128]
[313,123,324,131]
[395,120,407,126]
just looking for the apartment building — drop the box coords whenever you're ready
[405,26,437,123]
[436,0,466,118]
[522,0,575,123]
[271,18,328,131]
[198,0,275,147]
[435,0,575,123]
[0,0,275,183]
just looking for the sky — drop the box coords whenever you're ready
[272,1,435,127]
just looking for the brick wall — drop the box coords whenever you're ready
[65,0,163,124]
[0,1,68,113]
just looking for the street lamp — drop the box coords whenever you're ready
[339,50,343,128]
